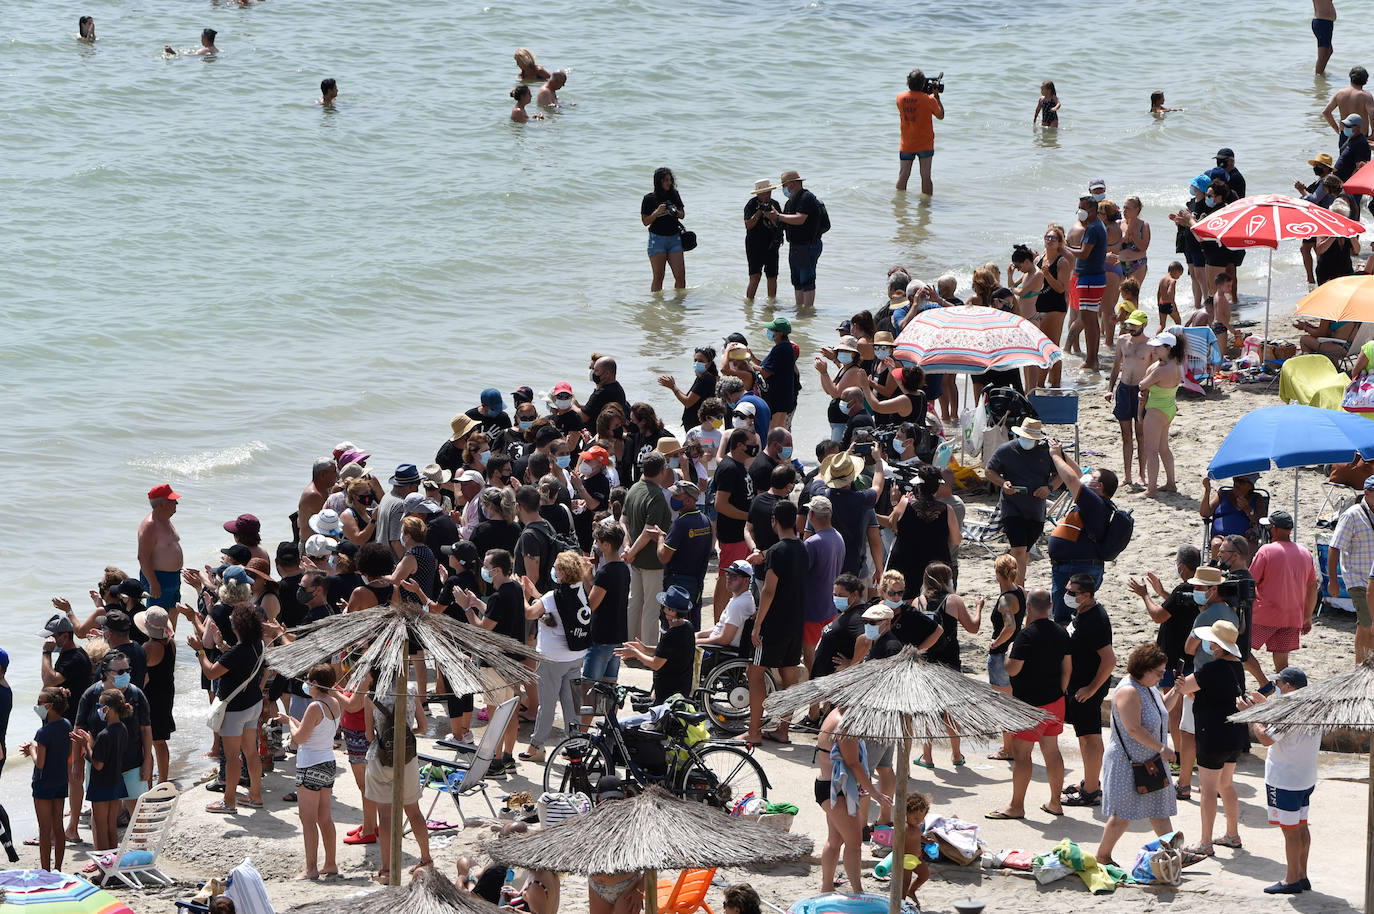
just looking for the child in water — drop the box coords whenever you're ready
[1150,90,1183,114]
[509,85,543,123]
[1156,261,1184,331]
[1034,80,1060,127]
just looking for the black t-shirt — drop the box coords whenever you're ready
[642,189,685,236]
[89,720,128,788]
[465,405,513,438]
[485,581,528,651]
[747,492,782,553]
[591,561,631,644]
[576,471,612,551]
[1192,657,1250,753]
[553,408,586,436]
[761,538,809,638]
[472,519,521,559]
[54,648,93,724]
[783,188,822,244]
[209,601,237,648]
[891,602,939,648]
[277,572,309,629]
[515,521,558,591]
[868,630,904,660]
[714,455,754,544]
[744,196,785,248]
[218,642,264,712]
[425,514,462,560]
[1067,603,1113,693]
[584,381,630,427]
[762,341,798,412]
[682,371,717,430]
[749,452,780,496]
[325,573,364,615]
[540,503,576,539]
[435,438,465,474]
[653,622,696,701]
[1157,582,1200,669]
[1009,618,1070,706]
[811,605,865,678]
[111,641,147,690]
[438,570,478,620]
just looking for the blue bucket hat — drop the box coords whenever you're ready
[389,463,422,486]
[656,585,694,614]
[1190,174,1212,194]
[221,565,251,586]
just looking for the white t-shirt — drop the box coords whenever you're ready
[536,589,589,663]
[709,593,757,647]
[1264,728,1322,790]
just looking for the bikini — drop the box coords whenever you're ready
[590,874,640,904]
[1119,225,1147,275]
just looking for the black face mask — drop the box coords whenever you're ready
[612,426,625,439]
[1315,166,1329,178]
[296,587,316,604]
[591,373,603,385]
[745,444,760,457]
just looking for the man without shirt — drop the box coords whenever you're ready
[537,70,568,107]
[137,484,183,610]
[297,457,338,547]
[1104,311,1152,487]
[1323,65,1372,150]
[166,28,217,56]
[1311,1,1336,76]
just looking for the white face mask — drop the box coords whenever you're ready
[579,461,599,476]
[1064,593,1080,609]
[555,397,573,411]
[1017,436,1035,450]
[1080,472,1094,486]
[1076,208,1089,222]
[732,416,750,429]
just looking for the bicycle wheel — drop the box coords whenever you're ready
[675,745,767,808]
[700,659,770,734]
[543,735,612,795]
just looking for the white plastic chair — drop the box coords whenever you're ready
[82,781,180,889]
[412,695,519,831]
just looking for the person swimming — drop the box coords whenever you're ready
[318,78,338,107]
[509,85,542,123]
[514,48,551,82]
[166,28,217,57]
[537,70,569,107]
[1150,90,1183,114]
[77,17,96,42]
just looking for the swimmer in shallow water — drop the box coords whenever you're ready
[318,78,337,107]
[509,85,543,122]
[165,28,218,57]
[1150,90,1183,114]
[514,48,551,82]
[77,17,96,42]
[537,71,570,107]
[1033,80,1059,127]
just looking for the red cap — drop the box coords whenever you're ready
[223,513,261,535]
[579,445,610,466]
[147,483,181,501]
[552,381,574,396]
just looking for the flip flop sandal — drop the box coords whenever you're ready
[1175,785,1192,800]
[1213,834,1242,849]
[984,810,1024,820]
[205,800,237,814]
[1183,843,1214,858]
[987,751,1015,761]
[914,759,935,770]
[22,838,40,847]
[282,792,297,803]
[1040,804,1064,816]
[953,757,967,767]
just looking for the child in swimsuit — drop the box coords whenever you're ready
[1150,90,1183,114]
[1116,278,1143,334]
[1156,262,1183,330]
[1211,273,1234,335]
[1034,81,1060,127]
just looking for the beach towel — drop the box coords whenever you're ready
[1280,354,1351,412]
[1180,326,1223,394]
[1048,838,1130,894]
[925,815,982,864]
[225,858,275,914]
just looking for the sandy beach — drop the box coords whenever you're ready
[77,293,1370,914]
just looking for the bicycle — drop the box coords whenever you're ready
[543,683,769,809]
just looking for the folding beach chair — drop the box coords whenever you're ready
[1179,326,1223,395]
[82,781,180,889]
[656,868,718,914]
[413,695,519,831]
[1026,388,1078,460]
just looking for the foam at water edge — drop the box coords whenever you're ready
[128,440,269,478]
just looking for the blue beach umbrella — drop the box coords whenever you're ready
[1207,404,1374,522]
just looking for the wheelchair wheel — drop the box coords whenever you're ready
[543,735,612,795]
[700,658,772,733]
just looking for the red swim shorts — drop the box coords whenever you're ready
[1014,697,1066,742]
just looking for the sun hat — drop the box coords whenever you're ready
[751,178,778,194]
[42,613,74,637]
[725,341,751,361]
[221,565,251,586]
[821,452,864,487]
[1187,565,1227,588]
[1308,152,1335,168]
[1125,310,1149,327]
[873,330,896,346]
[1147,332,1177,348]
[1260,510,1295,529]
[1011,418,1046,440]
[134,607,170,640]
[779,169,803,184]
[655,436,683,458]
[862,605,894,623]
[480,388,507,412]
[669,479,701,499]
[656,585,694,614]
[449,413,480,441]
[339,463,365,483]
[1190,174,1212,194]
[338,448,370,467]
[147,483,181,501]
[223,513,260,535]
[834,335,861,354]
[102,609,133,633]
[309,509,345,537]
[724,559,754,578]
[1275,666,1308,689]
[389,463,422,486]
[1191,619,1241,658]
[244,557,273,581]
[765,316,793,334]
[422,463,453,486]
[304,534,338,558]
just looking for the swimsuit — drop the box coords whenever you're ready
[1035,255,1068,314]
[590,874,640,904]
[1039,97,1058,127]
[1119,228,1147,275]
[1158,301,1175,315]
[1113,383,1140,422]
[1312,17,1334,49]
[1144,383,1179,421]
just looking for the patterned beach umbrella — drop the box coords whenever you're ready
[893,304,1061,373]
[0,870,134,914]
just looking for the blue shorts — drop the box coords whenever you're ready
[1312,17,1334,49]
[899,150,934,161]
[582,643,621,682]
[1113,383,1140,422]
[789,241,823,292]
[987,652,1011,688]
[122,767,148,800]
[140,570,182,610]
[1267,783,1315,828]
[648,232,683,257]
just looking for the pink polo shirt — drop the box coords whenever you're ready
[1249,541,1317,629]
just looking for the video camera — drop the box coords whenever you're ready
[918,71,945,95]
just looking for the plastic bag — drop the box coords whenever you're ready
[959,403,986,456]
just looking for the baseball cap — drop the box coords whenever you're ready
[0,649,8,671]
[113,579,146,601]
[1345,114,1365,127]
[1363,476,1374,491]
[147,483,181,500]
[335,539,360,559]
[580,445,610,466]
[276,541,301,564]
[1125,310,1149,327]
[220,543,252,565]
[1088,177,1107,190]
[733,400,756,417]
[402,492,428,514]
[480,388,507,412]
[102,609,133,632]
[669,479,701,499]
[441,540,480,566]
[724,559,754,578]
[42,613,74,637]
[221,565,252,586]
[511,385,534,405]
[455,469,484,485]
[1216,147,1235,160]
[304,534,338,558]
[223,513,261,536]
[764,317,792,334]
[534,425,564,447]
[1260,510,1295,529]
[1275,667,1308,689]
[552,381,574,397]
[1190,174,1212,194]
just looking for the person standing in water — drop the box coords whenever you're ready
[166,28,218,56]
[641,167,686,292]
[895,70,944,194]
[137,484,183,610]
[1033,80,1060,127]
[537,70,568,107]
[513,48,550,82]
[318,79,337,107]
[509,85,542,122]
[1312,1,1336,76]
[77,17,96,42]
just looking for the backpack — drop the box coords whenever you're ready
[518,520,581,581]
[814,197,832,236]
[1088,502,1135,563]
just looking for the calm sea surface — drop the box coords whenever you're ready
[0,0,1344,824]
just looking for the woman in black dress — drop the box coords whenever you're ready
[884,466,962,599]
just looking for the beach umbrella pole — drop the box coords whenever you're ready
[1264,247,1273,345]
[645,867,659,914]
[887,738,911,914]
[390,665,407,887]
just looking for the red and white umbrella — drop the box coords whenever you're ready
[1190,193,1365,340]
[1343,160,1374,197]
[893,305,1061,373]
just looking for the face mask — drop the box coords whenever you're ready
[97,707,108,722]
[711,418,723,430]
[1017,436,1035,450]
[780,446,793,460]
[874,348,892,360]
[837,352,855,365]
[667,456,680,469]
[296,587,314,604]
[481,567,494,583]
[1091,192,1105,203]
[580,460,599,476]
[34,705,47,721]
[555,397,573,411]
[1079,472,1094,486]
[113,673,131,689]
[693,361,707,375]
[1205,194,1217,206]
[556,455,571,469]
[765,330,775,343]
[1192,590,1208,605]
[745,444,760,457]
[612,426,625,439]
[1315,166,1328,177]
[589,370,600,383]
[838,400,851,416]
[733,416,750,429]
[883,597,902,609]
[864,623,881,640]
[670,496,685,512]
[833,595,849,611]
[1063,593,1079,609]
[782,186,792,198]
[1343,127,1354,138]
[550,567,562,585]
[478,450,491,466]
[519,419,534,432]
[1076,208,1089,222]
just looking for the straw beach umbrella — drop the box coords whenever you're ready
[763,647,1050,914]
[288,864,506,914]
[267,603,537,886]
[1231,658,1374,911]
[488,786,813,914]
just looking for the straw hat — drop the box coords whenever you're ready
[751,178,778,194]
[1011,419,1046,440]
[873,331,896,346]
[821,453,864,487]
[1188,566,1227,588]
[779,169,803,185]
[449,413,479,441]
[1191,620,1241,658]
[655,436,683,458]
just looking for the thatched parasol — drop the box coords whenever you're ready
[763,647,1050,914]
[488,786,812,914]
[287,864,505,914]
[268,603,537,885]
[1231,657,1374,911]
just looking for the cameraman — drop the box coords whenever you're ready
[896,69,945,194]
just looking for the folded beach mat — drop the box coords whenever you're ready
[1280,354,1351,412]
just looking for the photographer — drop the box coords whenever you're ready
[896,69,945,195]
[744,178,785,301]
[641,166,686,292]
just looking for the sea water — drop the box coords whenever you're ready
[0,0,1343,826]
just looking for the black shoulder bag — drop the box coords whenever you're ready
[1111,687,1169,794]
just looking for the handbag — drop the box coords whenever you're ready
[207,647,265,732]
[1110,687,1168,794]
[679,228,698,252]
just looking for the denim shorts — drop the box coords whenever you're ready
[899,149,934,161]
[987,652,1011,688]
[582,643,621,682]
[648,232,684,257]
[789,241,823,291]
